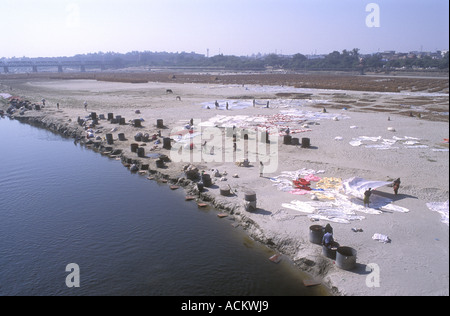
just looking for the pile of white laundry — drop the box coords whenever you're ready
[348,135,439,151]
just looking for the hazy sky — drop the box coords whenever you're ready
[0,0,448,58]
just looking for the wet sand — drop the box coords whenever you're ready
[1,74,449,296]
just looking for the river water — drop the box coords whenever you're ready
[0,117,327,296]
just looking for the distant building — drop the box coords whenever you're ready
[306,54,325,60]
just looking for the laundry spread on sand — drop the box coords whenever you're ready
[198,114,311,136]
[199,107,349,136]
[202,100,253,110]
[0,93,12,99]
[282,199,366,223]
[342,177,409,213]
[270,168,325,192]
[349,135,434,150]
[280,176,409,223]
[341,177,392,199]
[201,99,329,110]
[316,177,342,191]
[279,109,350,122]
[426,201,449,226]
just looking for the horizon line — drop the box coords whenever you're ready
[2,48,449,60]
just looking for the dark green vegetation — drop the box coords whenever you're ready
[2,49,449,72]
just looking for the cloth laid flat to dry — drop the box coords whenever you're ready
[426,201,449,225]
[281,176,409,224]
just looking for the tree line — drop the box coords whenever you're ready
[4,49,448,72]
[94,49,450,72]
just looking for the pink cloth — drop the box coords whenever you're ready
[289,189,311,195]
[304,174,321,182]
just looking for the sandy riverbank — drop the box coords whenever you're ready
[1,75,448,296]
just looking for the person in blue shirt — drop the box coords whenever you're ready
[322,231,334,249]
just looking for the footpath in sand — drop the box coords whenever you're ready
[1,77,449,296]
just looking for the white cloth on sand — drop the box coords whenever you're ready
[426,201,449,226]
[372,233,391,243]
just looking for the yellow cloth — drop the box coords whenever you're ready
[316,177,342,190]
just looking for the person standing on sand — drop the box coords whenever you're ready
[84,101,88,111]
[259,161,264,177]
[393,178,401,195]
[56,103,60,110]
[364,188,372,207]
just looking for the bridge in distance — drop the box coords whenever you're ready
[0,60,112,73]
